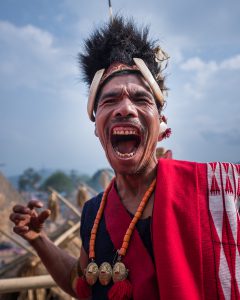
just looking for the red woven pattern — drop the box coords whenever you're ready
[207,162,240,299]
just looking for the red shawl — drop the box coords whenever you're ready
[105,183,159,300]
[105,159,240,299]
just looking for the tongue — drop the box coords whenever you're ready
[116,140,136,154]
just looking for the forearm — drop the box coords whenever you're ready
[30,233,77,297]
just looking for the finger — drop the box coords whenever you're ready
[13,205,31,214]
[11,215,31,227]
[9,213,27,223]
[18,215,31,227]
[13,226,29,235]
[38,210,51,224]
[28,200,43,210]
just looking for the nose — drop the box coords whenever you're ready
[113,96,138,118]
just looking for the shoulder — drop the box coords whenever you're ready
[158,158,205,167]
[81,192,103,223]
[157,159,239,192]
[157,158,203,176]
[80,192,103,248]
[83,192,103,211]
[157,158,240,181]
[158,158,239,167]
[158,158,239,171]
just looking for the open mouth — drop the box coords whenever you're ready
[111,126,141,159]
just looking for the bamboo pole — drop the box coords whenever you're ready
[48,187,81,217]
[53,221,80,246]
[0,275,57,294]
[0,229,37,256]
[30,221,81,267]
[1,189,81,270]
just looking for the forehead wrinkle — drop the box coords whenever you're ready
[128,87,154,99]
[98,73,154,104]
[99,86,125,100]
[101,83,153,99]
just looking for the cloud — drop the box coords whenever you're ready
[220,55,240,70]
[0,21,77,92]
[181,55,240,72]
[179,54,240,99]
[0,21,53,45]
[180,57,217,72]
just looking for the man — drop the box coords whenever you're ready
[10,17,240,300]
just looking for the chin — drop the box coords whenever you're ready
[108,156,152,177]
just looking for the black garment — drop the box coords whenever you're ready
[80,193,153,300]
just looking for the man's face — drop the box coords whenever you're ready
[95,73,161,175]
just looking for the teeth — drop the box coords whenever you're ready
[113,129,138,135]
[116,151,135,158]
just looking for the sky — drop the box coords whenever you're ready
[0,0,240,177]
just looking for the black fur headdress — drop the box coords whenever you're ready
[79,16,167,92]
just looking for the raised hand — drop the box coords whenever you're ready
[9,200,51,241]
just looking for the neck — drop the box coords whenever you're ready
[115,161,158,207]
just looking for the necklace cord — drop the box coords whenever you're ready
[88,178,156,260]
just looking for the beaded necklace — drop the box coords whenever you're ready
[85,178,156,286]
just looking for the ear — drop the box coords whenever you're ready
[157,116,162,141]
[158,134,163,142]
[94,124,99,137]
[158,118,167,142]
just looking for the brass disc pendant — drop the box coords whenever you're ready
[99,262,112,286]
[85,262,99,286]
[112,262,128,283]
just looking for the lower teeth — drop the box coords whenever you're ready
[116,150,134,158]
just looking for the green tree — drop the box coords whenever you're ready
[69,169,90,188]
[18,168,41,191]
[42,171,73,194]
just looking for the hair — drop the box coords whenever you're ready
[79,16,167,110]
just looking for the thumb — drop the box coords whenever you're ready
[38,209,51,224]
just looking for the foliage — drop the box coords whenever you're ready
[42,171,74,194]
[69,169,90,188]
[18,168,41,191]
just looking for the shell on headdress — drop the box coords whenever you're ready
[154,46,170,72]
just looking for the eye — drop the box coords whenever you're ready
[99,98,116,106]
[135,97,152,105]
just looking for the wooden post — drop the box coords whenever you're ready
[48,187,81,217]
[30,221,81,266]
[0,229,37,256]
[53,222,80,246]
[0,275,57,294]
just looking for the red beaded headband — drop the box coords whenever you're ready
[87,58,164,122]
